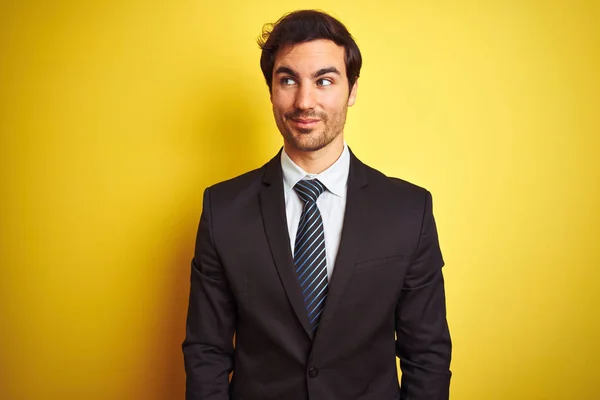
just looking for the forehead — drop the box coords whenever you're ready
[274,39,346,74]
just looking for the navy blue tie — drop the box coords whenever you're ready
[293,179,328,331]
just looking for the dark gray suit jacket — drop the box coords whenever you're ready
[183,149,452,399]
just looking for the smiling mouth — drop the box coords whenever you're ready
[291,118,321,128]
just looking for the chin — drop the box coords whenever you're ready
[297,143,327,152]
[289,134,331,152]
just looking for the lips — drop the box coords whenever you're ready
[291,118,321,129]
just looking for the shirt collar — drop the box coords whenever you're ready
[281,143,350,198]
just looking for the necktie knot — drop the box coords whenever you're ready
[294,179,325,204]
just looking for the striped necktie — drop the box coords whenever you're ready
[293,179,328,331]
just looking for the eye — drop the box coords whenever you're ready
[280,77,296,86]
[316,78,333,87]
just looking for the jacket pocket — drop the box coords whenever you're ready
[354,254,405,272]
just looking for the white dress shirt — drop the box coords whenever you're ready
[281,144,350,280]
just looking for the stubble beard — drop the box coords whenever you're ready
[275,106,348,153]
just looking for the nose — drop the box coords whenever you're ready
[294,85,317,111]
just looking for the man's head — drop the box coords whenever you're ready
[258,10,362,154]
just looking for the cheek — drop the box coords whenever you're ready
[321,94,347,114]
[272,94,292,114]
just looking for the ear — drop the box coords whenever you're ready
[347,79,358,107]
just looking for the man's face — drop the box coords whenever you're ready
[270,39,358,153]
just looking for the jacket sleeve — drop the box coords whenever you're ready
[396,191,452,399]
[183,187,236,399]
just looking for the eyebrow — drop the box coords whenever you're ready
[275,66,341,79]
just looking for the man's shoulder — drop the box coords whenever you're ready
[361,160,430,200]
[206,165,266,198]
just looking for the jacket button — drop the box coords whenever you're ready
[308,367,319,378]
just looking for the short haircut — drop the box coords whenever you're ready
[258,10,362,93]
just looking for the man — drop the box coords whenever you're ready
[183,9,451,400]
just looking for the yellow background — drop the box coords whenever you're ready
[1,0,599,399]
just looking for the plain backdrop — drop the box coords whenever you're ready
[1,1,599,398]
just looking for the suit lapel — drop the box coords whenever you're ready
[318,150,369,329]
[259,151,314,339]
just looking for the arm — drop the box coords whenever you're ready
[183,188,236,399]
[396,191,452,400]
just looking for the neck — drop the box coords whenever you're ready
[284,137,345,174]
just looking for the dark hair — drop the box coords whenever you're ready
[258,10,362,93]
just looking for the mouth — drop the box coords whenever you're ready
[290,118,321,129]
